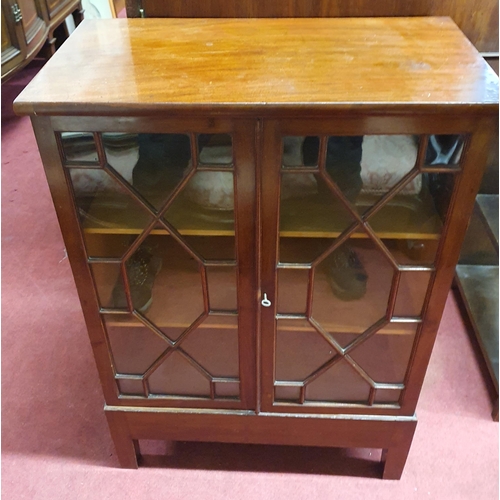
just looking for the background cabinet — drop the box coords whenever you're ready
[14,17,498,479]
[126,0,499,53]
[1,0,82,80]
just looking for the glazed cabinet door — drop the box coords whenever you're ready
[260,116,492,415]
[32,116,257,410]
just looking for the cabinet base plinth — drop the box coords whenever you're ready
[104,406,417,479]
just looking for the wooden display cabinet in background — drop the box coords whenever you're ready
[1,0,83,80]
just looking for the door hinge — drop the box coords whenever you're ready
[11,3,22,23]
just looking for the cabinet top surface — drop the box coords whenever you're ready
[14,17,499,116]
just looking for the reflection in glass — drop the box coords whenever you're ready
[275,134,457,405]
[312,238,394,344]
[325,135,364,207]
[282,136,319,167]
[425,135,464,166]
[132,133,191,209]
[198,134,233,165]
[357,135,418,205]
[61,132,99,164]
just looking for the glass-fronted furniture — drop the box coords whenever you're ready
[14,17,498,479]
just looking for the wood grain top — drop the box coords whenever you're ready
[14,17,499,116]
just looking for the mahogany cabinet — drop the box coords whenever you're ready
[14,17,498,479]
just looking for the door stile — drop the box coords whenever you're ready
[232,119,259,410]
[259,120,282,412]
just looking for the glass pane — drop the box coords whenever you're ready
[425,135,464,166]
[183,236,235,261]
[279,238,332,264]
[207,266,237,310]
[275,385,301,402]
[132,133,192,209]
[355,135,418,210]
[394,271,432,317]
[215,382,239,398]
[148,351,211,397]
[89,262,123,309]
[312,238,394,345]
[325,135,365,208]
[103,133,139,187]
[368,172,455,266]
[305,359,371,403]
[61,132,99,164]
[198,134,233,165]
[164,170,235,260]
[83,234,139,260]
[122,235,205,339]
[277,268,308,314]
[117,378,145,396]
[104,314,168,374]
[68,168,153,258]
[282,136,319,167]
[275,319,335,381]
[348,323,418,384]
[279,173,357,263]
[375,389,402,404]
[181,315,239,377]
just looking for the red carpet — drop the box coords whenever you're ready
[2,61,498,499]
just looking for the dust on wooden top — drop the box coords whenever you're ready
[14,17,499,116]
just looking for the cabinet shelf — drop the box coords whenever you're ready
[280,193,443,240]
[80,194,235,237]
[81,191,442,240]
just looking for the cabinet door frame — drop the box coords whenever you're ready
[32,115,258,410]
[259,114,494,416]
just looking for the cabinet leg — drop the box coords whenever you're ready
[73,3,84,26]
[46,35,57,58]
[105,411,139,469]
[381,422,416,479]
[492,396,499,422]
